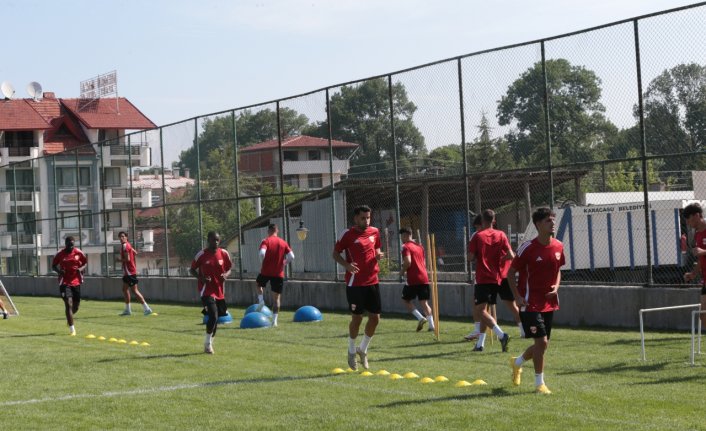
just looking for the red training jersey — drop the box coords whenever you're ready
[696,228,706,284]
[511,238,565,312]
[401,240,429,285]
[334,226,381,287]
[499,250,512,280]
[468,228,511,284]
[191,248,232,299]
[121,241,137,276]
[259,235,292,278]
[52,247,87,286]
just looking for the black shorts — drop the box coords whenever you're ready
[402,284,430,301]
[520,311,554,339]
[346,284,382,315]
[60,285,81,302]
[201,296,228,317]
[497,278,514,302]
[256,274,284,294]
[122,275,139,287]
[474,283,500,305]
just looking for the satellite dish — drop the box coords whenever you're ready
[27,81,43,101]
[1,81,15,99]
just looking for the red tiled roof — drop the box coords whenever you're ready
[0,99,52,131]
[239,135,359,153]
[60,97,156,130]
[42,111,94,155]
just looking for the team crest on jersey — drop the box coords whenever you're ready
[530,326,537,334]
[351,304,357,311]
[555,252,561,260]
[75,255,80,260]
[218,259,224,265]
[369,236,375,243]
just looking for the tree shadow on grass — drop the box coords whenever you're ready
[607,336,692,346]
[96,352,204,363]
[375,387,520,408]
[0,332,56,338]
[632,374,706,385]
[557,361,669,375]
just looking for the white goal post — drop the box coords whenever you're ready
[0,279,19,317]
[639,303,700,361]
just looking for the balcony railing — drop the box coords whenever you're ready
[112,188,142,199]
[109,145,144,156]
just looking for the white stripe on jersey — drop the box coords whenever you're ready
[348,273,355,287]
[516,240,532,257]
[193,250,205,261]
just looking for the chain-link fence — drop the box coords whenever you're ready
[2,3,706,286]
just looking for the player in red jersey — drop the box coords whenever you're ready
[332,205,383,371]
[118,231,153,316]
[190,231,232,354]
[52,236,88,336]
[683,202,706,327]
[399,227,434,332]
[508,207,565,395]
[256,224,294,327]
[468,209,512,353]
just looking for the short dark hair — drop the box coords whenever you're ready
[472,214,482,227]
[118,231,128,237]
[354,205,372,215]
[65,236,75,242]
[532,207,555,225]
[268,223,278,232]
[207,231,220,240]
[683,202,703,219]
[399,226,412,235]
[482,209,495,224]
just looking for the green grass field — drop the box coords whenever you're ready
[1,296,705,431]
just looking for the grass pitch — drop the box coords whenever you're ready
[1,296,705,431]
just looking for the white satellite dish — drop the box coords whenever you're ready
[27,81,43,101]
[1,81,15,99]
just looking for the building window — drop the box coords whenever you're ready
[2,131,34,147]
[308,150,321,161]
[307,174,323,189]
[57,167,91,187]
[60,211,93,229]
[284,175,300,188]
[106,211,122,228]
[283,151,299,161]
[101,167,121,188]
[5,169,35,187]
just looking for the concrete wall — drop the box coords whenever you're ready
[5,276,703,330]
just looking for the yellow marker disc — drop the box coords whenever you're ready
[332,368,346,374]
[454,380,472,387]
[375,370,390,376]
[471,379,487,385]
[403,372,419,379]
[434,376,449,382]
[389,374,404,380]
[420,377,435,384]
[360,371,374,376]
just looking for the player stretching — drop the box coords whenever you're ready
[468,209,512,352]
[683,202,706,327]
[332,205,383,371]
[118,231,153,316]
[256,224,294,327]
[508,207,565,395]
[190,231,232,354]
[52,236,87,336]
[399,227,434,332]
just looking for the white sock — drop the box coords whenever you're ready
[273,313,278,325]
[359,335,372,353]
[257,294,264,304]
[427,315,435,329]
[535,373,544,386]
[348,337,356,354]
[476,333,486,348]
[412,309,424,320]
[69,325,75,332]
[473,322,480,334]
[492,325,505,338]
[515,356,525,367]
[205,333,213,345]
[125,304,131,312]
[518,323,525,338]
[142,302,150,311]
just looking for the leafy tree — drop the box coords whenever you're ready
[305,78,426,176]
[426,144,463,175]
[167,204,221,263]
[497,59,617,167]
[467,113,516,172]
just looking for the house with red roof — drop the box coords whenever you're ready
[0,91,155,275]
[238,135,358,190]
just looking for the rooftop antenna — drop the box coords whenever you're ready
[26,81,43,101]
[1,81,15,99]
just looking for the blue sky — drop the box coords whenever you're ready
[0,0,696,129]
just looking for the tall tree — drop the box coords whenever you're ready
[304,78,426,176]
[497,59,616,167]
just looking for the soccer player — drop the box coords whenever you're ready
[256,224,294,327]
[190,231,232,354]
[0,298,8,319]
[399,227,434,332]
[683,202,706,327]
[52,236,88,336]
[118,231,153,316]
[468,209,512,352]
[332,205,383,371]
[508,207,565,395]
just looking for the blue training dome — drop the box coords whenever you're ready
[202,311,233,325]
[293,305,323,322]
[240,311,272,329]
[244,304,273,318]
